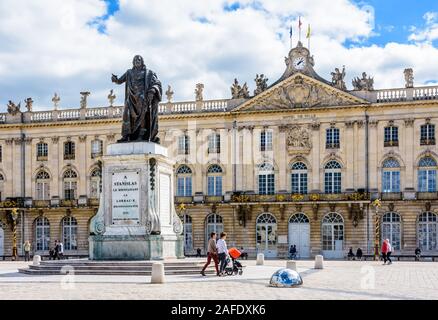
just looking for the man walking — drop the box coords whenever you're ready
[381,239,392,265]
[23,240,31,262]
[217,232,229,276]
[201,232,219,276]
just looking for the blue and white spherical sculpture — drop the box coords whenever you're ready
[269,268,303,287]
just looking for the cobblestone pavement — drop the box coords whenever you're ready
[0,260,437,300]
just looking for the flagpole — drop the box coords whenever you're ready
[298,17,302,43]
[308,24,310,51]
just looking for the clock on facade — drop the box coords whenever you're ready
[293,56,306,70]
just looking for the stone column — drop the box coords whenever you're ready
[78,135,87,196]
[368,121,379,191]
[356,120,366,189]
[310,122,321,192]
[278,126,287,192]
[51,136,60,198]
[345,121,355,191]
[243,127,255,192]
[24,138,33,198]
[12,138,23,197]
[404,118,415,190]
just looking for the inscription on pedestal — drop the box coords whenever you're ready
[111,171,140,224]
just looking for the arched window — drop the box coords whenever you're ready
[258,163,275,195]
[418,212,438,251]
[207,164,223,196]
[322,213,344,257]
[36,142,48,160]
[62,216,78,251]
[64,141,75,160]
[382,158,401,193]
[90,168,102,199]
[63,169,78,200]
[256,213,277,255]
[176,165,192,197]
[324,161,342,194]
[35,217,50,251]
[35,170,50,200]
[183,214,193,253]
[205,214,224,248]
[289,213,310,224]
[91,139,103,158]
[291,162,308,194]
[382,212,401,251]
[418,157,437,192]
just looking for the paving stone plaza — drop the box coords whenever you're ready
[1,260,437,300]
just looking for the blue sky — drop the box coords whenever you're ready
[0,0,438,110]
[350,0,438,47]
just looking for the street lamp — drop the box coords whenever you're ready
[10,208,19,261]
[372,199,381,261]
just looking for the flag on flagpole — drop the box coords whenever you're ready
[298,16,302,42]
[306,24,311,51]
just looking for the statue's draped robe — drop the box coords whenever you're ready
[115,67,162,142]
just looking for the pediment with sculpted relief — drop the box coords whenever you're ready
[233,73,368,112]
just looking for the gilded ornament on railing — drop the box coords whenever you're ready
[276,194,286,202]
[177,203,186,212]
[349,193,365,201]
[310,194,320,201]
[372,199,381,208]
[232,194,249,203]
[291,194,304,202]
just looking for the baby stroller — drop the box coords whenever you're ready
[224,247,243,276]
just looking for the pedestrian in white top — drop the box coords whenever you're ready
[217,232,228,276]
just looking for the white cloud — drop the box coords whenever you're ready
[409,11,438,43]
[0,0,437,112]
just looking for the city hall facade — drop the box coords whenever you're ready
[1,42,438,259]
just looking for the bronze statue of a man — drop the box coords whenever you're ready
[112,55,162,143]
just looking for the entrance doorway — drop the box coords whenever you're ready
[288,213,310,258]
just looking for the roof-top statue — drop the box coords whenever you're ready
[111,55,162,143]
[352,72,374,91]
[7,100,21,116]
[404,68,414,88]
[331,66,347,91]
[254,74,268,95]
[231,78,250,99]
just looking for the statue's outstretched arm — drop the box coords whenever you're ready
[112,72,127,84]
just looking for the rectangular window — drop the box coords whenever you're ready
[207,176,222,196]
[178,135,189,155]
[36,182,50,200]
[325,172,341,194]
[382,171,400,193]
[291,173,308,194]
[418,170,437,192]
[326,128,340,149]
[384,126,399,147]
[64,142,75,160]
[91,140,103,158]
[177,177,192,196]
[64,181,77,200]
[421,124,436,145]
[259,174,275,195]
[37,143,48,160]
[260,131,273,152]
[208,134,220,154]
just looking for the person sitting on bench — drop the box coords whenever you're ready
[415,247,421,261]
[356,248,363,261]
[347,247,355,260]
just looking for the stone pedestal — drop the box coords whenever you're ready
[89,142,184,260]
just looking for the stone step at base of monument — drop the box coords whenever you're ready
[18,259,218,276]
